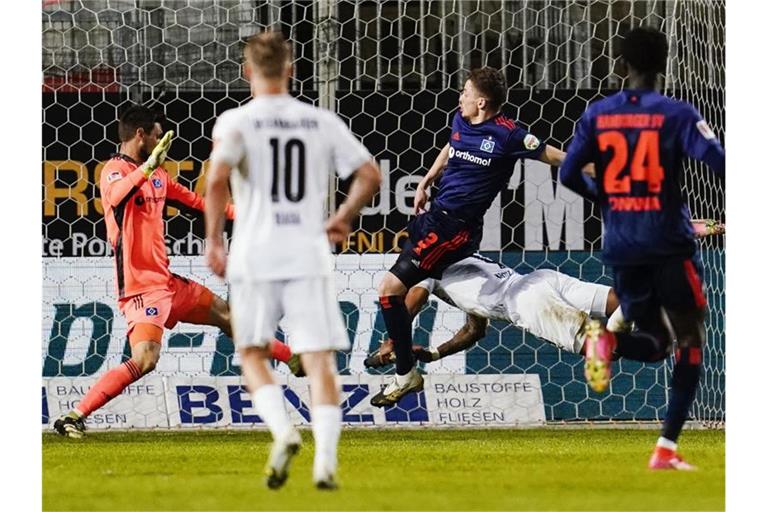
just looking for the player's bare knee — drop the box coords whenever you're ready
[133,351,159,375]
[239,345,271,363]
[129,340,161,375]
[377,278,392,297]
[138,358,158,375]
[378,272,406,297]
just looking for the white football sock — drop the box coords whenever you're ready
[311,405,342,480]
[395,369,414,386]
[607,306,631,333]
[253,384,293,440]
[656,436,678,451]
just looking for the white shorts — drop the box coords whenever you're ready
[229,276,350,354]
[507,269,611,354]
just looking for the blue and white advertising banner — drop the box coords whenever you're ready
[42,256,471,377]
[42,374,545,429]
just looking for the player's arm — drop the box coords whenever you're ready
[100,166,147,207]
[679,106,725,177]
[538,144,596,178]
[404,286,430,317]
[205,115,244,277]
[538,144,566,166]
[204,161,232,278]
[414,314,489,363]
[559,111,599,200]
[414,143,450,214]
[167,180,235,220]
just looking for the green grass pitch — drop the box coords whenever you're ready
[43,429,724,511]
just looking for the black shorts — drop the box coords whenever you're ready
[612,254,707,323]
[390,208,481,288]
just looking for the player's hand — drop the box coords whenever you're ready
[325,212,352,244]
[144,130,174,178]
[412,346,435,363]
[205,240,227,278]
[414,185,429,215]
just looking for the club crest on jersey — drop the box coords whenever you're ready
[480,137,496,153]
[696,120,716,140]
[152,178,162,188]
[451,131,460,141]
[107,172,121,183]
[523,134,540,150]
[145,307,158,317]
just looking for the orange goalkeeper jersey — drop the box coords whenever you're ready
[100,154,233,298]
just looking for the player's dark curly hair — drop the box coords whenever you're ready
[620,27,668,80]
[467,67,507,112]
[118,104,164,142]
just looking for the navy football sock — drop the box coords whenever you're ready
[614,331,667,362]
[379,295,414,375]
[661,347,702,443]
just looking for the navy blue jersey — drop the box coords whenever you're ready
[559,89,724,265]
[432,111,546,222]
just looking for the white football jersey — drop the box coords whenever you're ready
[416,255,611,353]
[416,255,523,322]
[210,94,371,281]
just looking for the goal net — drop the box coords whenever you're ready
[42,0,725,429]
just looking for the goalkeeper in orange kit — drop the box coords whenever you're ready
[54,105,299,438]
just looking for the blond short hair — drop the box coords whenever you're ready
[244,31,292,79]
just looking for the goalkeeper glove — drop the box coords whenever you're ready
[692,218,725,238]
[144,130,174,178]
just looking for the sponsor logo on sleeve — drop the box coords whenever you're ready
[480,137,496,153]
[523,134,541,150]
[696,120,716,140]
[145,307,158,317]
[107,172,122,183]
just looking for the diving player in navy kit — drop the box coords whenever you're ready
[372,67,569,407]
[560,27,725,470]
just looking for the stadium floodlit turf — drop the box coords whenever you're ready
[43,429,724,511]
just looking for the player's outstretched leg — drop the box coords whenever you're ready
[53,334,161,438]
[240,346,301,489]
[582,319,617,393]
